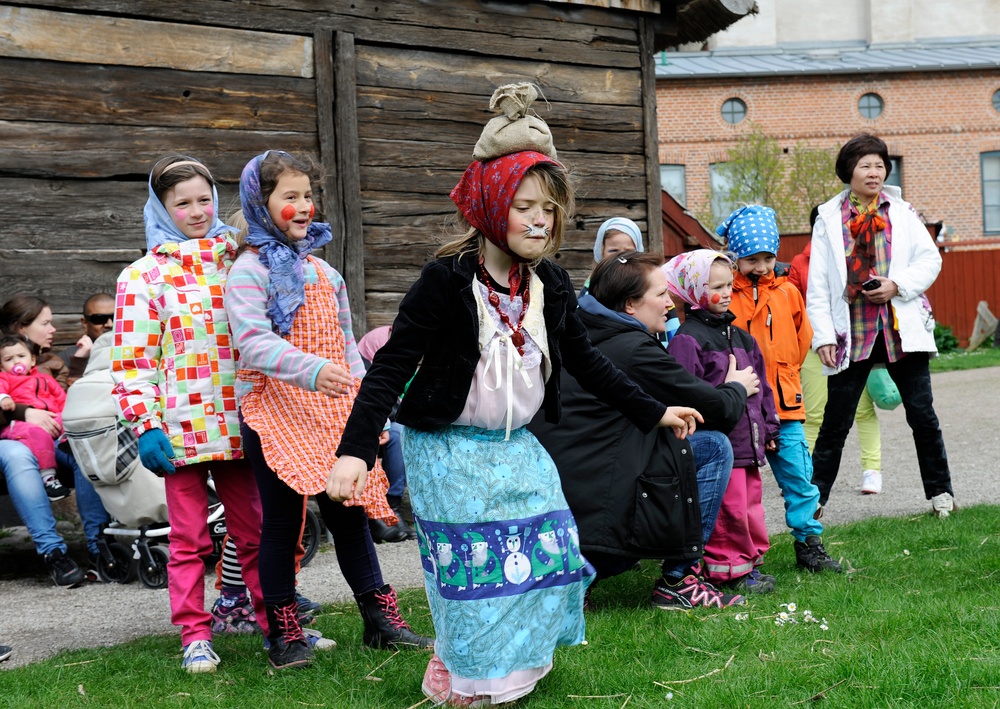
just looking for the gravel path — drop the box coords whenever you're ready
[1,367,997,669]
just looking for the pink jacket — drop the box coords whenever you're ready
[0,367,66,425]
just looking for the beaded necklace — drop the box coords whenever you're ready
[477,259,531,355]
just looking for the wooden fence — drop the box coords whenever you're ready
[776,233,1000,348]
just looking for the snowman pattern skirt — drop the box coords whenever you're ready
[404,424,595,682]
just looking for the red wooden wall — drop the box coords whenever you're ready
[776,233,1000,348]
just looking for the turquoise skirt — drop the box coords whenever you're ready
[403,424,594,681]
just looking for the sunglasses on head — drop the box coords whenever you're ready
[85,313,114,326]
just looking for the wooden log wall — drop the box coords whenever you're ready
[0,0,663,339]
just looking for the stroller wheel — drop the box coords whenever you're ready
[96,542,137,584]
[300,507,323,568]
[137,546,170,589]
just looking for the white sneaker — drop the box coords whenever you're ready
[861,469,882,494]
[182,639,220,673]
[930,492,955,519]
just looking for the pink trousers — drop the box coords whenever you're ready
[1,421,56,470]
[703,466,770,584]
[164,459,268,645]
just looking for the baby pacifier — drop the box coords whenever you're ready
[11,363,28,376]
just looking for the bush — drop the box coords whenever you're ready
[934,323,960,352]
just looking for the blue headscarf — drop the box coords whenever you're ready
[240,151,333,336]
[143,158,231,251]
[716,205,780,259]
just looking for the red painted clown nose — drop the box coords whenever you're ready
[280,204,297,221]
[710,293,721,304]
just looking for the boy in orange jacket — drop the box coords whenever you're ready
[721,206,841,574]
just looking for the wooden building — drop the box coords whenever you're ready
[0,0,754,343]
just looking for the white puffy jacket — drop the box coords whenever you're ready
[807,186,940,375]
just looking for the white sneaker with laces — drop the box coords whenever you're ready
[861,469,882,494]
[930,492,955,518]
[182,639,220,673]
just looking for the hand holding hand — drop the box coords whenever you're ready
[327,455,369,502]
[724,353,760,396]
[659,406,703,440]
[817,344,838,369]
[74,335,94,359]
[24,408,61,437]
[765,439,778,452]
[316,362,353,397]
[138,428,176,475]
[862,277,898,305]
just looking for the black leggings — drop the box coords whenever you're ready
[241,422,383,605]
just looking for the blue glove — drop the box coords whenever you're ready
[138,428,176,475]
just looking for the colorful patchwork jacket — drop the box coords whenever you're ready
[110,236,242,466]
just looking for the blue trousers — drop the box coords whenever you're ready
[56,448,111,555]
[0,439,66,556]
[766,420,822,541]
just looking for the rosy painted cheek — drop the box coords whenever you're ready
[711,293,721,304]
[204,206,214,217]
[309,204,315,218]
[281,204,297,221]
[174,209,187,222]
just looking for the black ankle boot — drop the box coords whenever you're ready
[355,584,434,650]
[264,598,314,669]
[369,516,408,543]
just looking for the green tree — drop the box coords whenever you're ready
[694,124,842,234]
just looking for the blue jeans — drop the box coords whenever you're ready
[56,448,111,555]
[0,439,66,556]
[766,420,822,541]
[383,422,407,499]
[662,430,734,578]
[589,430,734,580]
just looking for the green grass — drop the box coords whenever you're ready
[930,346,1000,373]
[3,507,1000,708]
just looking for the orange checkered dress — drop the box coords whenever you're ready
[239,257,395,522]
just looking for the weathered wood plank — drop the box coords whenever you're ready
[0,57,316,131]
[354,45,643,106]
[0,249,135,316]
[314,28,341,270]
[335,31,366,333]
[638,16,663,254]
[0,178,146,249]
[0,121,318,180]
[0,6,314,77]
[16,1,641,69]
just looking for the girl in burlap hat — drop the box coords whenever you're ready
[327,84,698,706]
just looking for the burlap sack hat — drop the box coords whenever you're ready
[473,83,557,161]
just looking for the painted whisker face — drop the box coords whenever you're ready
[506,174,556,261]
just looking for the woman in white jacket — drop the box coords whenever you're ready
[807,133,955,518]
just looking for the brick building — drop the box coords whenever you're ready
[655,42,1000,242]
[652,1,1000,343]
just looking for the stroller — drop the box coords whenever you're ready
[61,334,321,588]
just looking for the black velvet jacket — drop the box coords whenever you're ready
[336,253,667,468]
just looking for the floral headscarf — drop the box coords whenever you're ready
[450,150,559,294]
[240,151,333,335]
[663,249,733,310]
[143,160,231,252]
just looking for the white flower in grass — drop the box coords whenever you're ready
[903,549,910,556]
[735,612,749,621]
[665,692,674,700]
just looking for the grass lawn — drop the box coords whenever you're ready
[2,506,999,708]
[930,346,1000,373]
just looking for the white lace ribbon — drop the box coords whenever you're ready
[483,335,534,440]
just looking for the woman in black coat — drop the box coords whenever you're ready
[530,252,759,610]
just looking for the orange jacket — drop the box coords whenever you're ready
[730,270,813,421]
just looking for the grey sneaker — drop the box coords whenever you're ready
[930,492,955,518]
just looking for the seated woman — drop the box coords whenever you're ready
[529,252,758,610]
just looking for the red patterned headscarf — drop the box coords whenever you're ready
[450,150,558,293]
